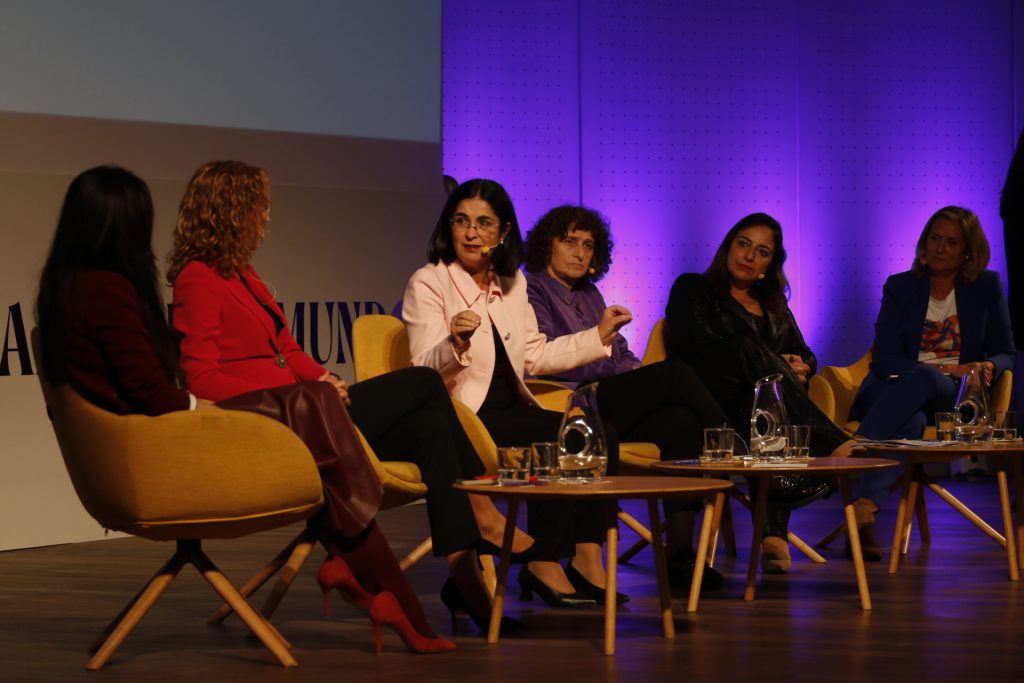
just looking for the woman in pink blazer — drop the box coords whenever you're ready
[404,179,633,609]
[170,161,522,636]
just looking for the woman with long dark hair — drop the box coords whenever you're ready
[36,165,454,655]
[664,212,855,572]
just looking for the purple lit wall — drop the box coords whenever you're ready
[443,0,1021,367]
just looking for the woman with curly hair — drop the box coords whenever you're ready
[169,161,528,641]
[523,205,728,589]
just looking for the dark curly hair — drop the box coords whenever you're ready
[523,205,613,285]
[705,212,790,315]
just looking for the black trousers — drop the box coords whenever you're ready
[592,359,728,518]
[347,366,483,556]
[594,360,727,460]
[477,403,618,561]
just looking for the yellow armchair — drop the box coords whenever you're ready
[809,351,1014,437]
[38,379,323,669]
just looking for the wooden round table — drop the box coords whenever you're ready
[652,457,898,610]
[453,475,733,655]
[854,441,1024,580]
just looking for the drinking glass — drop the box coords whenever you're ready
[785,425,810,459]
[497,446,530,485]
[934,412,956,442]
[531,441,559,479]
[991,411,1018,441]
[701,427,735,463]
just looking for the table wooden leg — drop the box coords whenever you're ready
[997,465,1020,581]
[925,481,1006,546]
[647,500,675,634]
[789,532,827,564]
[708,489,725,567]
[487,498,519,644]
[745,477,769,602]
[839,475,871,610]
[604,518,619,656]
[688,493,720,613]
[1015,458,1024,571]
[901,477,920,555]
[889,464,915,574]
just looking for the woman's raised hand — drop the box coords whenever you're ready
[597,305,633,344]
[450,310,481,351]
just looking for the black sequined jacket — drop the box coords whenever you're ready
[664,272,847,456]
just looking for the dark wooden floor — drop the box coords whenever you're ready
[2,477,1023,682]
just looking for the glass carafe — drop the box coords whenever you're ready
[557,383,609,483]
[953,366,992,442]
[750,374,789,459]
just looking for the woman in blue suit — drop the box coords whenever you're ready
[848,206,1016,559]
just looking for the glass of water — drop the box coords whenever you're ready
[934,412,956,442]
[701,427,735,463]
[992,411,1018,441]
[531,442,559,479]
[497,446,530,485]
[785,425,810,459]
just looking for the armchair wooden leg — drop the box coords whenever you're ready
[814,521,847,549]
[615,508,655,563]
[208,527,317,625]
[914,492,931,547]
[720,496,737,558]
[399,537,433,571]
[189,542,297,668]
[87,549,187,668]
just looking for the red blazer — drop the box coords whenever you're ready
[67,269,190,416]
[172,261,325,401]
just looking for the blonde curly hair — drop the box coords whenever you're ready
[167,160,270,283]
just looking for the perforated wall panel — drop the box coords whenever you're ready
[443,0,1019,366]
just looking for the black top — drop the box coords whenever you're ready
[664,272,847,456]
[479,325,520,411]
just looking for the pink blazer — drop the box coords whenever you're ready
[402,261,610,412]
[172,261,325,401]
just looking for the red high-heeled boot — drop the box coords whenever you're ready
[369,591,455,655]
[316,555,374,616]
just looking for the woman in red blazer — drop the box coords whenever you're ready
[169,161,526,633]
[37,165,453,655]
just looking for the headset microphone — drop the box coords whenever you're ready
[480,239,504,256]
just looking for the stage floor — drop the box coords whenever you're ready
[1,476,1022,682]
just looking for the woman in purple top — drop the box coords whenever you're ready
[524,205,727,589]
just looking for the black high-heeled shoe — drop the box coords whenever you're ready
[476,539,535,564]
[564,562,629,604]
[517,565,597,608]
[440,578,523,633]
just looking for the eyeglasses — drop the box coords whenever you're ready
[450,214,502,236]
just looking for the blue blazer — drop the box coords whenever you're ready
[852,269,1016,415]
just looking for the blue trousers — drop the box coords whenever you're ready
[852,364,958,506]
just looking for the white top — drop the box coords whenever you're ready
[917,293,960,366]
